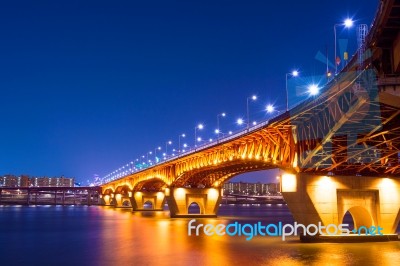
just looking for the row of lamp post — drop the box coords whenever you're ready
[103,17,357,183]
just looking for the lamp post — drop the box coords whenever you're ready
[146,151,152,162]
[178,134,185,153]
[285,70,299,111]
[194,124,203,147]
[154,146,161,162]
[182,143,188,152]
[165,141,172,157]
[334,18,354,75]
[216,112,226,140]
[246,95,257,129]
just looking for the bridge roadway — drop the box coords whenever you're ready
[100,0,400,240]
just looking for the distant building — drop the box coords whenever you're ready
[0,175,29,187]
[223,181,280,195]
[1,175,74,187]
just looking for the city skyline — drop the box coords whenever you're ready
[0,0,378,183]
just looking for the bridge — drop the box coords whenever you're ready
[100,0,400,238]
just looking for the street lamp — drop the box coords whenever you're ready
[308,84,320,96]
[285,70,299,111]
[334,18,354,74]
[237,118,244,126]
[154,146,161,162]
[246,95,257,129]
[165,141,172,157]
[216,112,226,140]
[182,143,188,152]
[146,151,152,162]
[266,104,275,113]
[194,124,203,147]
[178,133,185,153]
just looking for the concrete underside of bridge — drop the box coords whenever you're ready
[281,173,400,241]
[166,187,222,218]
[101,188,222,217]
[101,191,166,210]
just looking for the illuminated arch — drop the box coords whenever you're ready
[173,159,281,188]
[133,177,168,192]
[343,206,374,230]
[102,188,115,195]
[143,200,154,209]
[188,202,203,214]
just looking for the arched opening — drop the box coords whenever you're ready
[217,169,290,219]
[143,201,154,210]
[110,198,117,206]
[342,206,374,233]
[122,200,131,207]
[188,202,201,214]
[342,211,355,232]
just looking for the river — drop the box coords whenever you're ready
[0,205,399,265]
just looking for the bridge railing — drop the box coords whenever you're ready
[100,63,372,185]
[100,113,284,184]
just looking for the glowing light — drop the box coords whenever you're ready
[252,121,257,125]
[266,104,274,113]
[344,18,354,28]
[208,188,219,200]
[221,112,226,117]
[197,137,202,142]
[318,176,333,187]
[215,129,220,134]
[281,173,296,192]
[292,70,299,77]
[251,95,257,100]
[175,188,185,198]
[308,84,319,96]
[198,124,204,130]
[237,118,244,125]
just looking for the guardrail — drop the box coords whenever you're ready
[100,114,283,184]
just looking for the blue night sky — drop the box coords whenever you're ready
[0,0,378,184]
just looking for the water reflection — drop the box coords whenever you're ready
[0,205,398,265]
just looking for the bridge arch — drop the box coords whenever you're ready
[133,177,168,192]
[115,184,132,195]
[143,200,154,210]
[188,202,203,214]
[102,187,115,195]
[342,206,374,230]
[173,159,282,188]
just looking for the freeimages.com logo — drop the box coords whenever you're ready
[188,219,383,241]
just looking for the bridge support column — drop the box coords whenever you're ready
[112,193,133,208]
[100,193,114,206]
[166,187,222,218]
[281,173,400,241]
[131,191,165,211]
